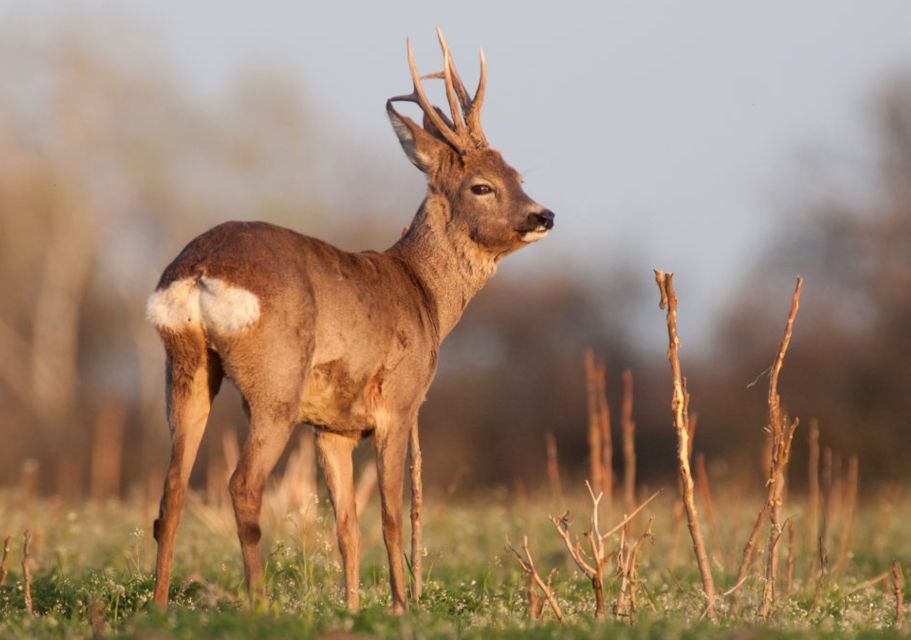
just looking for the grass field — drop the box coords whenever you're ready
[0,481,907,639]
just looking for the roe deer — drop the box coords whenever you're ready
[146,30,555,613]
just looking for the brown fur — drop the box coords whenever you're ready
[148,36,553,614]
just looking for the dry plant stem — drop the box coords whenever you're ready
[654,270,717,620]
[551,483,605,617]
[551,487,662,619]
[621,369,636,513]
[508,537,564,622]
[835,455,859,577]
[893,561,904,628]
[544,431,564,508]
[22,530,33,615]
[0,536,9,585]
[526,570,540,621]
[808,419,820,554]
[755,276,803,620]
[584,350,604,498]
[409,422,423,602]
[844,570,890,595]
[694,453,722,569]
[670,414,698,569]
[596,361,614,512]
[618,517,655,623]
[785,520,795,597]
[733,501,770,600]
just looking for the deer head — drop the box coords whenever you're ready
[386,29,555,259]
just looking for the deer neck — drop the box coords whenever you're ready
[388,196,497,341]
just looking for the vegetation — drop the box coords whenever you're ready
[0,485,907,638]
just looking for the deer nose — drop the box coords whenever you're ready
[532,210,555,230]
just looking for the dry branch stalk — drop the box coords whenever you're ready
[0,536,9,586]
[894,561,904,628]
[654,270,717,619]
[694,453,722,570]
[22,530,33,615]
[621,369,636,514]
[785,520,795,598]
[617,516,655,623]
[544,431,564,508]
[834,455,859,577]
[808,419,820,554]
[737,276,802,620]
[584,350,604,499]
[508,537,563,622]
[596,361,614,511]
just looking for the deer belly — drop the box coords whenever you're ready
[298,358,384,433]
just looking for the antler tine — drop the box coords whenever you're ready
[398,38,464,151]
[435,28,468,137]
[466,48,488,146]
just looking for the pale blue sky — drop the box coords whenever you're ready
[5,1,911,347]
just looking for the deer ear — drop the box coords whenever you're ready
[386,102,452,173]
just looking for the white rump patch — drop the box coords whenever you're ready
[146,279,201,329]
[146,276,260,334]
[198,276,260,333]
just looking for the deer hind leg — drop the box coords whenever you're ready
[152,331,222,608]
[375,417,412,614]
[316,431,360,610]
[229,406,295,604]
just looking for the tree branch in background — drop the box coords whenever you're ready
[654,270,717,620]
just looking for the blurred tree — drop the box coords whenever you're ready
[703,73,911,484]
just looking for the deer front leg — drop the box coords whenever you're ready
[375,418,411,614]
[229,410,295,604]
[315,431,360,610]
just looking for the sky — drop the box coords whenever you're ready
[5,1,911,347]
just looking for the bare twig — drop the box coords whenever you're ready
[584,350,604,501]
[409,421,424,603]
[0,536,9,585]
[807,419,820,555]
[551,483,605,617]
[694,453,722,570]
[508,537,563,622]
[621,369,636,514]
[758,277,803,620]
[843,570,890,595]
[834,455,859,577]
[596,361,614,512]
[811,447,833,610]
[551,486,661,618]
[618,517,655,623]
[22,530,33,615]
[654,270,717,619]
[733,501,770,600]
[893,561,904,628]
[544,431,564,508]
[785,520,796,598]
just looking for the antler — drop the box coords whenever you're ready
[388,29,488,153]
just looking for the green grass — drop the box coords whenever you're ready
[0,487,907,638]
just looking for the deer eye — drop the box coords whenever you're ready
[470,184,494,196]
